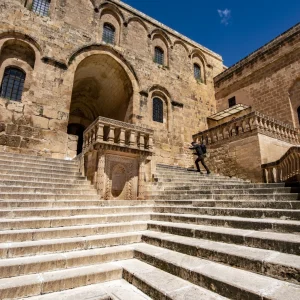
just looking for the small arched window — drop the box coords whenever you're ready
[0,67,26,102]
[297,107,300,125]
[102,23,115,44]
[154,47,164,65]
[153,98,163,123]
[31,0,51,16]
[194,63,201,80]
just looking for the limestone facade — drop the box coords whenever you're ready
[214,23,300,127]
[0,0,223,167]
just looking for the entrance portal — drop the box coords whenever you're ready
[68,53,134,153]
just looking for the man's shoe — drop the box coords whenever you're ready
[207,171,211,175]
[197,171,203,174]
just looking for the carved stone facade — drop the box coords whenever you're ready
[0,0,223,167]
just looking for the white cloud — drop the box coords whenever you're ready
[217,9,231,25]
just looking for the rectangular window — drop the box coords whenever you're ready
[228,96,236,107]
[32,0,50,17]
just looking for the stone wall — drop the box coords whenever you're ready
[0,0,223,165]
[214,23,300,127]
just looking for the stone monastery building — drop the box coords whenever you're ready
[0,1,300,299]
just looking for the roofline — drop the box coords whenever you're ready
[109,0,223,62]
[214,22,300,83]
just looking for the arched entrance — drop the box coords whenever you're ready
[67,53,134,154]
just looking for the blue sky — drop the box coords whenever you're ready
[122,0,300,67]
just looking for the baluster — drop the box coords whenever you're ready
[119,128,126,146]
[148,134,153,151]
[107,126,115,143]
[96,124,104,143]
[138,133,145,149]
[129,130,137,147]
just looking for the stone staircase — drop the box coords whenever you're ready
[0,154,299,299]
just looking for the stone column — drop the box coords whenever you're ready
[96,150,105,199]
[137,156,145,200]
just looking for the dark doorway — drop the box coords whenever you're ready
[67,124,85,155]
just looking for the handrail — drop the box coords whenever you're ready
[261,146,300,183]
[192,111,299,146]
[83,116,154,154]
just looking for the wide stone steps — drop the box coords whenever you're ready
[154,206,300,220]
[120,259,228,300]
[0,262,123,299]
[0,186,98,194]
[133,244,300,300]
[0,213,151,230]
[141,230,300,284]
[149,193,299,200]
[147,221,300,255]
[0,206,153,218]
[151,213,300,233]
[24,280,152,300]
[0,181,92,189]
[154,199,300,209]
[0,193,99,201]
[0,176,89,184]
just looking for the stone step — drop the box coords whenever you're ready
[0,169,85,179]
[0,181,92,189]
[160,183,286,190]
[0,206,153,218]
[0,165,80,176]
[156,172,237,179]
[0,213,151,230]
[0,175,88,184]
[24,279,152,300]
[0,193,99,201]
[155,175,246,182]
[153,200,300,209]
[0,262,123,299]
[0,186,98,195]
[148,221,300,255]
[0,160,78,172]
[133,244,300,300]
[151,213,300,233]
[149,193,299,200]
[142,231,300,284]
[120,259,228,300]
[154,206,300,220]
[0,152,76,165]
[0,230,144,258]
[0,200,155,208]
[0,245,134,279]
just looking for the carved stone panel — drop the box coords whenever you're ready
[104,154,138,200]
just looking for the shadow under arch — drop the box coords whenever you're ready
[66,47,140,154]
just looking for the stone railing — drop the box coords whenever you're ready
[262,146,300,183]
[83,116,154,154]
[193,111,299,145]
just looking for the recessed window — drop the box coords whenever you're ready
[194,64,201,80]
[154,47,164,65]
[0,67,26,102]
[228,96,236,108]
[102,23,115,44]
[31,0,50,16]
[153,97,163,123]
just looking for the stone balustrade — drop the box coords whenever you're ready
[83,116,154,154]
[262,146,300,183]
[193,111,299,145]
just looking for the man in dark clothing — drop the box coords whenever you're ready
[189,142,211,174]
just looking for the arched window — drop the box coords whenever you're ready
[194,63,201,80]
[154,47,164,65]
[297,107,300,125]
[153,98,163,123]
[0,67,26,101]
[102,23,115,44]
[31,0,51,16]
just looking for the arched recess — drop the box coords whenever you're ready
[151,32,169,66]
[148,85,172,132]
[65,47,140,153]
[0,37,40,99]
[288,78,300,128]
[172,40,189,75]
[190,49,207,84]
